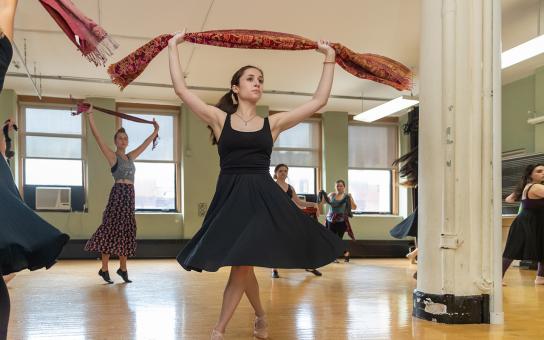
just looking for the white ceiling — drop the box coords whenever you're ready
[3,0,542,113]
[4,0,420,113]
[501,0,544,84]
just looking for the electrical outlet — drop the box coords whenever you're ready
[197,203,208,217]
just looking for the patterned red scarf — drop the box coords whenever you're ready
[108,30,412,91]
[39,0,118,66]
[73,102,158,150]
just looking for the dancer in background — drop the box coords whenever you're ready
[502,164,544,285]
[271,163,322,278]
[320,180,357,263]
[83,107,159,284]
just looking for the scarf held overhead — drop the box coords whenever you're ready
[107,30,412,91]
[73,102,158,150]
[39,0,118,66]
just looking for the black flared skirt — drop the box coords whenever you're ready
[390,209,418,239]
[0,157,69,275]
[503,209,544,261]
[177,172,344,272]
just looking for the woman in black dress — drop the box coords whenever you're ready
[0,2,69,338]
[502,164,544,285]
[271,163,322,278]
[168,30,343,339]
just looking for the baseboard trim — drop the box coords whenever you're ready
[413,290,490,324]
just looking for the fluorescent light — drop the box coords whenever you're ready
[502,34,544,69]
[353,96,419,123]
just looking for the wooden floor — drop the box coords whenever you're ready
[4,259,544,339]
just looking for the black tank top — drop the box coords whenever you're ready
[285,185,293,198]
[522,184,544,210]
[218,114,273,174]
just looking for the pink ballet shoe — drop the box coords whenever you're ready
[406,251,417,264]
[211,329,224,340]
[254,315,268,339]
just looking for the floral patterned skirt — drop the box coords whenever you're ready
[85,183,137,257]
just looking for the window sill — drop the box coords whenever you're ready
[352,214,401,218]
[135,211,182,215]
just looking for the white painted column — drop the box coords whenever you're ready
[415,0,503,324]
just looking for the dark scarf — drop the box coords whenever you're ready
[73,102,158,149]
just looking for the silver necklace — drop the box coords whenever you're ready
[234,112,257,126]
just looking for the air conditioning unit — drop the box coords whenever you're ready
[35,187,71,211]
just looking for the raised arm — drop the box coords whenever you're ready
[127,119,159,160]
[0,0,18,42]
[269,40,335,140]
[505,192,517,204]
[85,109,116,166]
[168,31,225,139]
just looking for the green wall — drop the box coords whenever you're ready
[1,92,406,241]
[502,75,535,153]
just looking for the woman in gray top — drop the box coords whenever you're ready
[84,107,159,283]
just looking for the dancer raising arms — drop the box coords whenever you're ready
[168,29,343,339]
[84,108,159,283]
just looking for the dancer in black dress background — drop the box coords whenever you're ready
[502,164,544,285]
[271,163,322,278]
[83,108,159,283]
[168,29,343,339]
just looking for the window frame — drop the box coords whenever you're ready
[269,115,322,195]
[347,120,399,215]
[347,168,394,215]
[116,103,181,213]
[19,100,87,190]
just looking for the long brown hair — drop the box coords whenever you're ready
[513,164,544,201]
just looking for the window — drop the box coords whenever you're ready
[120,108,178,211]
[22,106,84,186]
[270,120,320,194]
[348,123,397,214]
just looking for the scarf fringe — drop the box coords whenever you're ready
[84,35,119,67]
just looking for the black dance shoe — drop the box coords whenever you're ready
[271,270,280,279]
[305,269,322,276]
[98,269,113,284]
[116,268,132,283]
